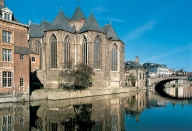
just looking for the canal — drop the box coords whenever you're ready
[0,87,191,130]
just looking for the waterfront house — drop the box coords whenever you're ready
[0,0,33,102]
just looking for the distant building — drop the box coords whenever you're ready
[125,56,146,88]
[29,6,125,88]
[175,68,188,76]
[143,62,170,78]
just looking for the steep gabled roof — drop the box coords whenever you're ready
[103,24,120,41]
[47,11,74,33]
[71,6,86,21]
[29,20,51,38]
[79,14,104,33]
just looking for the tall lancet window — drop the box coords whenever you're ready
[64,36,71,68]
[94,36,101,68]
[82,36,88,65]
[50,34,57,68]
[35,40,42,69]
[111,44,118,71]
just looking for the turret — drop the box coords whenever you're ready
[135,56,139,63]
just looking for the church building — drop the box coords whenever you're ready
[29,7,125,88]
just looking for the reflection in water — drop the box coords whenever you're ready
[165,80,192,98]
[61,104,94,131]
[0,103,30,131]
[0,89,191,131]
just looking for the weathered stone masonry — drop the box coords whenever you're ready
[29,7,125,88]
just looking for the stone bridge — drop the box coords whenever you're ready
[147,76,188,87]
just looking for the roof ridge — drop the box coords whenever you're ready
[47,11,74,33]
[103,24,120,41]
[71,6,86,21]
[79,13,104,33]
[42,19,51,23]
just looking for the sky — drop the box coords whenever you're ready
[4,0,192,71]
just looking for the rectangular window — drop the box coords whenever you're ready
[20,54,24,60]
[4,13,10,20]
[31,57,35,62]
[2,115,13,131]
[20,78,23,86]
[2,30,12,43]
[2,49,12,61]
[2,72,12,87]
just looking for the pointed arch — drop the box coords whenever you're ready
[34,40,42,69]
[82,35,88,65]
[49,34,57,68]
[111,43,118,71]
[64,35,71,68]
[94,35,101,68]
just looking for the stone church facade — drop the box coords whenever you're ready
[29,7,125,88]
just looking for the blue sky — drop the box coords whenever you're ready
[5,0,192,71]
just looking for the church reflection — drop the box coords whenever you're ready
[29,91,151,131]
[0,86,191,131]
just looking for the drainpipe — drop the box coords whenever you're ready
[136,70,138,89]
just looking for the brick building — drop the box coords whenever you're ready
[0,0,31,102]
[29,7,125,88]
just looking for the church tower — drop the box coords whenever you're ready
[0,0,4,7]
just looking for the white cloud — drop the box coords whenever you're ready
[122,19,157,42]
[97,17,125,23]
[93,7,110,12]
[107,17,125,23]
[148,44,192,61]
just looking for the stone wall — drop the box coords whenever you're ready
[30,87,147,101]
[30,29,125,89]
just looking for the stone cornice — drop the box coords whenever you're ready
[0,17,29,28]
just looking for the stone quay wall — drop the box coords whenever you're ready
[30,87,150,101]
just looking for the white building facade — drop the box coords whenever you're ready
[143,63,170,78]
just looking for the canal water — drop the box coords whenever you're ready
[0,88,191,131]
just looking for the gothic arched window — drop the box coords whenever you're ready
[94,36,101,69]
[82,36,88,65]
[50,34,57,68]
[35,40,42,69]
[111,44,117,71]
[64,36,71,68]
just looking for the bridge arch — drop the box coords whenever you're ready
[153,76,188,99]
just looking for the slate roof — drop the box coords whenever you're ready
[29,20,51,38]
[47,11,74,33]
[103,24,120,41]
[143,62,167,68]
[14,46,36,55]
[0,4,3,18]
[71,6,86,21]
[125,60,143,70]
[79,14,104,33]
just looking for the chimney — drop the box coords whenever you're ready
[0,0,4,7]
[135,56,139,63]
